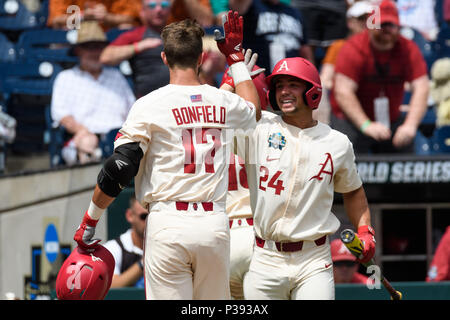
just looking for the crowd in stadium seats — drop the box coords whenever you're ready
[0,0,449,173]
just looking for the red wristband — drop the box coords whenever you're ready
[133,42,140,54]
[82,211,99,227]
[358,225,375,236]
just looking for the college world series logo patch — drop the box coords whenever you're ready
[268,133,286,150]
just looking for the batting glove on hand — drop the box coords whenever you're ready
[214,10,245,66]
[356,225,376,264]
[223,49,266,88]
[74,211,101,251]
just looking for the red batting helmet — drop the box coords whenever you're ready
[56,245,115,300]
[221,66,269,110]
[266,57,322,110]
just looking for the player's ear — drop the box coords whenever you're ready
[125,208,133,223]
[199,51,206,66]
[161,51,169,66]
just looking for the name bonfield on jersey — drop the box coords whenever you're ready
[172,105,226,125]
[357,160,450,184]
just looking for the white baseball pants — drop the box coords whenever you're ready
[144,205,230,300]
[243,237,334,300]
[229,219,254,299]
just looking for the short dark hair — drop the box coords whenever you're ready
[161,19,204,69]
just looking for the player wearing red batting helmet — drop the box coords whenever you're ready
[56,245,115,300]
[235,56,375,300]
[266,57,322,110]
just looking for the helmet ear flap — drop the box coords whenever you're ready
[304,85,322,109]
[268,88,280,111]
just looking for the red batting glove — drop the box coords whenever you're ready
[214,10,245,66]
[356,225,376,264]
[74,211,101,251]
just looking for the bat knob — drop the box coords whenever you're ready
[390,291,403,300]
[340,229,355,244]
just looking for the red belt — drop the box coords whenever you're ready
[255,235,327,253]
[175,201,213,211]
[229,218,253,228]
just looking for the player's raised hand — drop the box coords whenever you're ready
[214,10,245,66]
[74,211,101,251]
[243,49,265,78]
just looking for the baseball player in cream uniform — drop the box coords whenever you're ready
[237,57,376,300]
[221,53,269,300]
[73,14,262,300]
[226,154,254,300]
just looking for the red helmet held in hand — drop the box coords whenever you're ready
[56,245,115,300]
[266,57,322,110]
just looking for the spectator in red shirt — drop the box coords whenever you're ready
[427,226,450,282]
[445,0,450,24]
[100,0,172,98]
[331,239,369,284]
[330,0,429,154]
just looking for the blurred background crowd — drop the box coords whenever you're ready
[0,0,450,293]
[0,0,448,173]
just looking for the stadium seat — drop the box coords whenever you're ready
[106,28,131,42]
[0,61,61,155]
[16,28,79,65]
[431,125,450,154]
[400,26,436,72]
[0,32,15,62]
[434,26,450,60]
[0,0,47,32]
[414,130,433,155]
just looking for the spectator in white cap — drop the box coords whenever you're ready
[321,1,374,90]
[316,1,374,124]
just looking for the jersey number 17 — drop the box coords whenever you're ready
[182,128,222,174]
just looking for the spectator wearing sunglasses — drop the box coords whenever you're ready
[103,194,149,288]
[330,239,369,284]
[100,0,172,98]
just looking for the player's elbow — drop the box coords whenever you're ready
[97,142,143,197]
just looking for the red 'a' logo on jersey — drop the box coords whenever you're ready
[309,153,334,184]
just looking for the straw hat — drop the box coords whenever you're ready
[69,20,109,56]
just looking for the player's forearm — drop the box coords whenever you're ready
[100,45,135,66]
[403,75,429,129]
[235,79,261,121]
[342,186,372,229]
[92,184,116,209]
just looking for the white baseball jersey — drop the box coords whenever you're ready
[226,154,252,219]
[114,84,256,207]
[237,111,362,242]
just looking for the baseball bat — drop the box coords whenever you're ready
[340,229,403,300]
